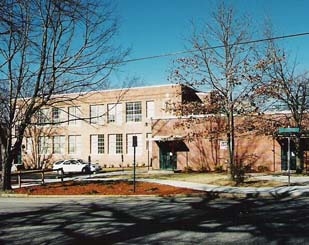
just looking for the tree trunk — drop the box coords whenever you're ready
[227,112,235,180]
[1,156,13,191]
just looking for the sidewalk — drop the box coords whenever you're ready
[98,171,309,198]
[140,178,309,198]
[8,170,309,198]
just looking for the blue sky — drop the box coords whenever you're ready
[111,0,309,87]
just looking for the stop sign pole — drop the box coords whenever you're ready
[132,136,137,192]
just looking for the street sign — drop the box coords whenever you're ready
[278,127,300,134]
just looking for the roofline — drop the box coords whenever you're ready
[58,83,182,97]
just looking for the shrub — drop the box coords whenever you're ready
[257,165,269,173]
[214,165,224,173]
[231,165,245,185]
[183,166,194,173]
[198,165,210,173]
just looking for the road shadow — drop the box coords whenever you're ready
[0,195,308,244]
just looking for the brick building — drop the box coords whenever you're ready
[21,83,305,172]
[22,84,195,168]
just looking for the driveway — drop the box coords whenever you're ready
[0,196,308,244]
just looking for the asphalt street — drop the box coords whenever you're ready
[0,196,308,244]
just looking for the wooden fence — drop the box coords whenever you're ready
[11,168,64,188]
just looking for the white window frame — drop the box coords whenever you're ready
[38,108,50,125]
[107,103,122,124]
[108,134,123,154]
[126,101,142,122]
[68,135,81,154]
[38,136,51,155]
[52,107,65,125]
[25,137,33,154]
[146,101,155,119]
[53,135,65,154]
[68,106,81,125]
[90,134,104,154]
[90,104,105,125]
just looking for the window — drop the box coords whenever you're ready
[68,106,81,125]
[91,134,104,154]
[38,108,50,125]
[52,107,65,124]
[38,136,51,154]
[90,105,105,125]
[146,101,155,118]
[108,134,123,154]
[53,136,65,154]
[126,134,142,155]
[25,138,32,154]
[68,135,81,154]
[107,103,122,124]
[126,101,142,122]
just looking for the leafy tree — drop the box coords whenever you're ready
[169,3,259,182]
[0,0,128,190]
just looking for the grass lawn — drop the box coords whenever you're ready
[101,169,285,187]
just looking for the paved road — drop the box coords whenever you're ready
[0,196,308,244]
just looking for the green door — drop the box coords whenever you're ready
[159,150,177,170]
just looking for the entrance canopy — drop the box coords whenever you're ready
[149,135,189,152]
[148,135,185,142]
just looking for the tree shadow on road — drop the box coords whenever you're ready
[0,194,308,244]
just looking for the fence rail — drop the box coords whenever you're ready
[11,168,64,188]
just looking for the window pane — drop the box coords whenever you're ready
[91,134,104,154]
[108,103,122,124]
[90,105,105,125]
[98,134,104,154]
[38,109,50,125]
[68,135,81,154]
[68,106,81,125]
[126,102,142,122]
[108,134,122,154]
[39,136,51,154]
[146,101,155,118]
[116,134,123,154]
[53,136,65,154]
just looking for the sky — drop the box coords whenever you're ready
[111,0,309,88]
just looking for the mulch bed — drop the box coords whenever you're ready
[13,180,205,196]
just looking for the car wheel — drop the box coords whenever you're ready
[82,167,90,174]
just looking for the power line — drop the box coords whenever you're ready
[118,32,309,64]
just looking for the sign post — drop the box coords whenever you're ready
[287,136,291,186]
[278,127,300,186]
[132,136,137,192]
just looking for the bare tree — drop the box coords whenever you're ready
[254,35,309,172]
[0,0,129,190]
[169,2,259,182]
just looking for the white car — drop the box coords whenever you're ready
[74,159,102,173]
[52,159,91,174]
[11,164,23,172]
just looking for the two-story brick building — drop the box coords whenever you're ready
[22,84,199,169]
[21,83,307,172]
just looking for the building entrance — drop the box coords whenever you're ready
[159,150,177,170]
